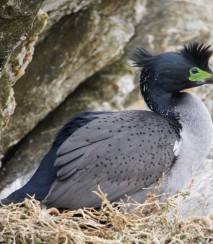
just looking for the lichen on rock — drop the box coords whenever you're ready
[0,0,46,133]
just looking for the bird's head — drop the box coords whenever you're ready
[130,43,213,95]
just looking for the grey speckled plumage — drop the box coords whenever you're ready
[43,111,180,209]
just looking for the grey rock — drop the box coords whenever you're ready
[40,0,95,40]
[128,0,213,52]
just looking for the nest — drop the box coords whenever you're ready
[0,186,212,244]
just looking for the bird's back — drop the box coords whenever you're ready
[43,110,181,209]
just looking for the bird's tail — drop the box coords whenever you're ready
[0,197,19,206]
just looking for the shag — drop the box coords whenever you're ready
[1,43,213,209]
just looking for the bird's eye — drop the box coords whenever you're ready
[189,67,200,78]
[191,68,199,74]
[188,66,211,82]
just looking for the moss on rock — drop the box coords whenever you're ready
[0,0,45,133]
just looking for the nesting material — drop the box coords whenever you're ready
[0,186,212,244]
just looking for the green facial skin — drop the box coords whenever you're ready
[189,67,211,84]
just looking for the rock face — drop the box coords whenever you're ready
[128,0,213,52]
[1,0,213,216]
[0,0,146,158]
[0,0,46,133]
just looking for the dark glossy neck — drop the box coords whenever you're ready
[140,73,179,118]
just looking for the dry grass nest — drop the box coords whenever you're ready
[0,186,212,244]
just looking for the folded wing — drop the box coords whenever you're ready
[43,111,181,209]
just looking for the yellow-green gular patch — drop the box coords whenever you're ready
[189,67,211,84]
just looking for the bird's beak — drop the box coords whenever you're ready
[205,74,213,84]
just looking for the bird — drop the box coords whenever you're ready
[1,43,213,209]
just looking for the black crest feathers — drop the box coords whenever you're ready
[129,47,154,67]
[180,43,213,68]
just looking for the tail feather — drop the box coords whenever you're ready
[0,197,19,206]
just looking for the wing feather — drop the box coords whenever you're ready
[43,111,181,209]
